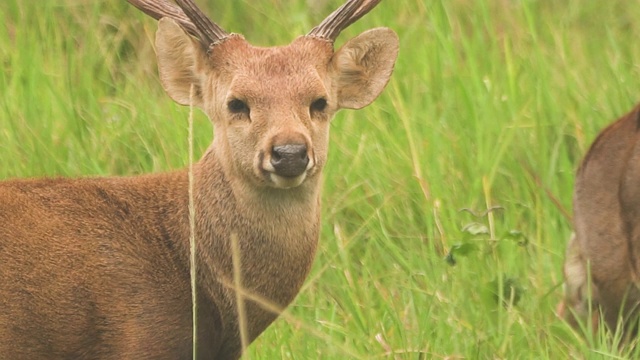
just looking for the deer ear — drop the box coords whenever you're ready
[330,27,399,110]
[155,18,206,107]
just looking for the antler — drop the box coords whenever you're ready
[307,0,383,41]
[127,0,229,48]
[174,0,229,46]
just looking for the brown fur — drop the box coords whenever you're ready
[560,104,640,333]
[0,13,399,360]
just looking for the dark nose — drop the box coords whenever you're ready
[270,144,309,178]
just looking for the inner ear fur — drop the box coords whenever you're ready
[155,18,207,107]
[330,27,399,110]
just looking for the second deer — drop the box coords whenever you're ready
[0,0,399,358]
[559,104,640,335]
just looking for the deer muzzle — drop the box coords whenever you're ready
[260,138,314,189]
[270,144,309,178]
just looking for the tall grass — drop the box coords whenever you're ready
[2,0,640,358]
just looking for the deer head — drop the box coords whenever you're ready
[128,0,399,190]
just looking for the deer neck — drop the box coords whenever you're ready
[189,148,321,315]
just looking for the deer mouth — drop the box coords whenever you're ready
[268,172,308,189]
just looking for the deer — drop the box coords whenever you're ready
[0,0,399,358]
[558,104,640,336]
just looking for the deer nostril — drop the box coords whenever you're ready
[270,144,309,178]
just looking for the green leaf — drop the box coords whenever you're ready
[444,242,479,266]
[487,276,524,307]
[461,222,489,236]
[503,229,528,246]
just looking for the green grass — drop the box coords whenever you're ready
[2,0,640,358]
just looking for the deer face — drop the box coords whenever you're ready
[155,19,397,190]
[216,41,331,189]
[133,0,398,190]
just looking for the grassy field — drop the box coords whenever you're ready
[2,0,640,358]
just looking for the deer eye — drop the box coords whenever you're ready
[310,98,328,113]
[228,99,250,115]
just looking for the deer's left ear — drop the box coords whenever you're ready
[330,27,399,110]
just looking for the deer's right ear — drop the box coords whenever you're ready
[155,18,206,107]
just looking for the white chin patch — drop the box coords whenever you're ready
[269,172,307,189]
